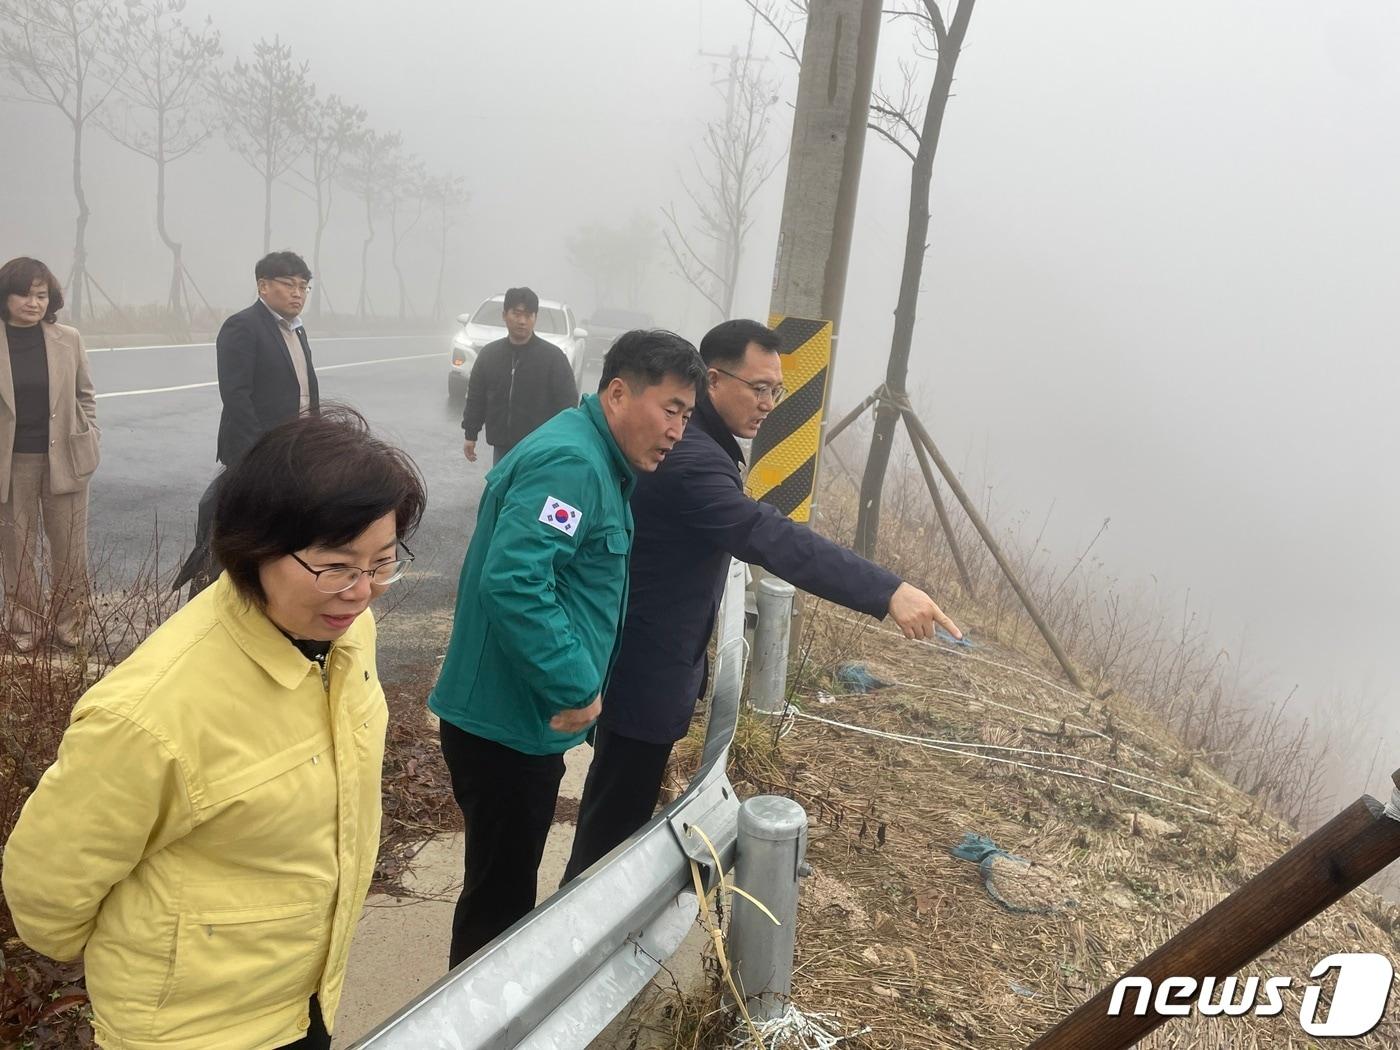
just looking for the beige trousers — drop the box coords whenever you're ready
[0,453,90,643]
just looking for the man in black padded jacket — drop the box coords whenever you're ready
[461,286,578,466]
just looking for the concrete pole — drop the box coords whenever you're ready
[750,577,795,713]
[764,0,882,646]
[769,0,882,336]
[731,795,809,1021]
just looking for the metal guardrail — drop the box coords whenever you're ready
[351,559,751,1049]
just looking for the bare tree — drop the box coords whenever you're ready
[220,36,312,255]
[853,0,976,557]
[295,93,366,320]
[385,153,426,321]
[423,172,468,321]
[662,33,782,321]
[741,0,808,66]
[102,0,220,329]
[342,128,400,320]
[0,0,123,321]
[566,213,658,309]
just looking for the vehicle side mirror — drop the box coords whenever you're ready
[573,327,588,339]
[456,313,471,325]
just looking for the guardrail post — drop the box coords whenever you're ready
[731,795,809,1021]
[751,577,795,713]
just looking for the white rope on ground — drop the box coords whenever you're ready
[787,707,1216,815]
[821,611,1166,769]
[827,611,1090,702]
[729,1004,872,1049]
[892,679,1119,743]
[784,691,1198,795]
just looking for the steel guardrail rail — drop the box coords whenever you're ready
[350,560,751,1049]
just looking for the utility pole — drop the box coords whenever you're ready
[768,0,881,358]
[746,0,881,649]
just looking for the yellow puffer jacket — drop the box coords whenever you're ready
[2,574,388,1049]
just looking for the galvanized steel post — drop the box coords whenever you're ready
[731,795,809,1021]
[751,577,795,713]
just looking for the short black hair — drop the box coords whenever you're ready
[598,329,705,394]
[255,251,312,282]
[699,318,780,367]
[502,287,539,314]
[212,405,426,606]
[0,257,63,324]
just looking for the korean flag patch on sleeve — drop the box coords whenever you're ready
[539,496,582,536]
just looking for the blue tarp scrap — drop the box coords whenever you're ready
[834,662,894,693]
[949,832,1070,916]
[938,626,973,648]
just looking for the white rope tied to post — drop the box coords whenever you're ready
[728,1003,873,1048]
[1385,783,1400,824]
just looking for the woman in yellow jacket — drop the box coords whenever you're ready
[2,407,426,1050]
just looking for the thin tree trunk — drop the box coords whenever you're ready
[70,116,89,322]
[853,0,975,557]
[311,177,328,321]
[390,202,406,321]
[155,151,185,324]
[433,210,447,320]
[263,169,274,254]
[358,195,375,320]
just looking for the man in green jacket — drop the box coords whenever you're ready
[430,329,705,967]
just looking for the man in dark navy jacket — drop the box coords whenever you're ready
[562,319,961,881]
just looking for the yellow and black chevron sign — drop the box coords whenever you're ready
[744,315,833,522]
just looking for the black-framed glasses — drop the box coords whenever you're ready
[713,367,786,404]
[290,543,415,594]
[268,276,312,294]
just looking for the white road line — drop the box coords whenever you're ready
[87,335,443,354]
[95,352,442,399]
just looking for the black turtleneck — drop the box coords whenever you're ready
[6,323,49,454]
[281,632,332,669]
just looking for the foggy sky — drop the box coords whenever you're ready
[3,1,1397,791]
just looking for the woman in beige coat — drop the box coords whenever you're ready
[0,257,100,651]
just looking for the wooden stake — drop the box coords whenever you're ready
[1029,770,1400,1049]
[899,404,1084,691]
[901,411,975,597]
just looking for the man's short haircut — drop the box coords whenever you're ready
[213,405,427,606]
[0,257,63,324]
[699,318,780,368]
[255,251,312,282]
[502,287,539,314]
[598,329,706,394]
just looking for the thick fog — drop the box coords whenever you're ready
[3,1,1397,796]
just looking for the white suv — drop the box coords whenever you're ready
[448,295,589,400]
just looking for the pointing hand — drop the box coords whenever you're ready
[887,582,961,642]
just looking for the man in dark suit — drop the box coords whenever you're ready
[216,251,320,466]
[176,252,320,594]
[561,318,962,883]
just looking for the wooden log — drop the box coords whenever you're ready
[1028,770,1400,1049]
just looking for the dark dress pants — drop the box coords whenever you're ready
[275,996,329,1049]
[561,727,674,884]
[439,719,565,968]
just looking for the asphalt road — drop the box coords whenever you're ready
[84,334,602,677]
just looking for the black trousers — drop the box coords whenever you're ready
[439,720,565,968]
[276,995,329,1049]
[561,727,674,884]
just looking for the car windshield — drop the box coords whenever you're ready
[470,301,568,335]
